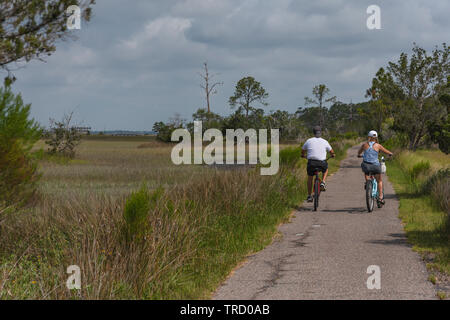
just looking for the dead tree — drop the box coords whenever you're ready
[199,62,223,113]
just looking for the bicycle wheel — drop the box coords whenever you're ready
[366,179,374,212]
[313,177,320,211]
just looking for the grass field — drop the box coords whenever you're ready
[387,148,449,293]
[0,135,355,299]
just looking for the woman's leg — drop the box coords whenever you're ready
[375,174,383,200]
[362,163,369,185]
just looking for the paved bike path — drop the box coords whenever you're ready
[214,145,436,299]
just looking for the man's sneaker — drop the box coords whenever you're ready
[307,195,313,202]
[320,182,326,192]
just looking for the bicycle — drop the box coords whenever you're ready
[359,156,386,212]
[310,156,333,212]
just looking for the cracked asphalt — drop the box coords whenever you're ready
[213,145,436,300]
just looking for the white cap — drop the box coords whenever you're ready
[368,130,378,138]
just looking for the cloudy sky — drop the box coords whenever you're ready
[10,0,450,130]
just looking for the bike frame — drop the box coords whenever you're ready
[370,156,385,197]
[314,171,322,191]
[312,156,332,211]
[370,176,378,198]
[313,171,321,211]
[366,172,384,212]
[359,155,389,212]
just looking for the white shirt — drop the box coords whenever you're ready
[302,137,332,161]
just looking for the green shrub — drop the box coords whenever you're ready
[422,168,450,216]
[329,132,359,140]
[123,185,151,241]
[32,149,71,164]
[383,133,409,151]
[0,141,40,206]
[45,112,82,158]
[428,114,449,155]
[152,121,182,142]
[432,176,449,219]
[422,168,449,194]
[0,86,41,206]
[343,132,359,139]
[409,161,431,181]
[123,186,164,241]
[279,146,302,167]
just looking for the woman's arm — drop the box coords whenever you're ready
[379,144,393,156]
[357,143,366,157]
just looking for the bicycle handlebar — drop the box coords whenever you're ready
[357,154,393,159]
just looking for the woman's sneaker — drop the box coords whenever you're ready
[307,195,313,202]
[320,182,326,191]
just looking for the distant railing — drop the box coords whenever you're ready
[73,126,91,134]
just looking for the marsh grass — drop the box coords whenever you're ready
[0,136,353,299]
[387,149,450,275]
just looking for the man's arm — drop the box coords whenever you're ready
[301,140,308,158]
[326,141,335,158]
[329,149,335,158]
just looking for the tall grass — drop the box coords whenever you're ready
[387,149,450,275]
[0,137,353,299]
[422,169,450,217]
[394,150,449,217]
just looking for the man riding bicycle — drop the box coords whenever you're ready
[357,130,393,205]
[301,126,335,203]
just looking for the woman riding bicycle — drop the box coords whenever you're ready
[357,130,393,205]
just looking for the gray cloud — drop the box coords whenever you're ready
[9,0,450,130]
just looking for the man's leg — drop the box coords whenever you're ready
[307,175,313,196]
[322,168,329,182]
[320,165,329,191]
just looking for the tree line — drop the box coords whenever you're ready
[154,44,449,155]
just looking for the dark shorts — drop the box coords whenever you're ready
[361,162,381,175]
[307,159,328,176]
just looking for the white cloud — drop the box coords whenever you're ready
[9,0,450,130]
[122,16,191,50]
[338,59,378,82]
[172,0,232,16]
